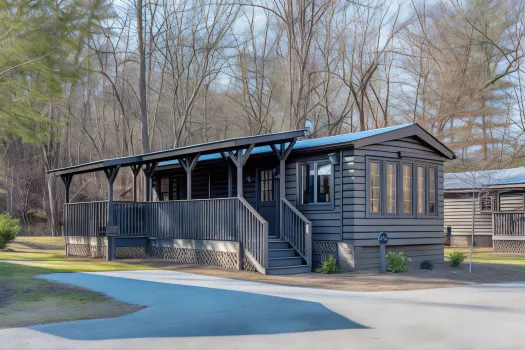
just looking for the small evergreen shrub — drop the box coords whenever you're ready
[0,213,21,249]
[447,251,467,267]
[420,260,433,270]
[315,256,342,274]
[386,252,411,273]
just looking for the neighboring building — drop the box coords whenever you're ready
[445,167,525,253]
[50,123,455,274]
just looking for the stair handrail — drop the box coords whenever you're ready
[280,198,312,267]
[238,197,269,274]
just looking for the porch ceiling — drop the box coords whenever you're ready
[47,129,306,176]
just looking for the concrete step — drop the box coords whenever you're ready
[268,256,304,268]
[266,265,311,275]
[268,248,297,258]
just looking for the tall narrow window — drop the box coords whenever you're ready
[417,166,425,214]
[317,163,332,203]
[386,163,397,214]
[428,168,436,214]
[260,169,274,202]
[369,161,381,213]
[301,164,315,204]
[402,164,412,214]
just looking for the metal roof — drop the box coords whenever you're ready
[49,122,455,176]
[445,167,525,190]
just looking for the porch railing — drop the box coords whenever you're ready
[280,198,312,267]
[63,198,269,271]
[493,212,525,236]
[64,201,108,236]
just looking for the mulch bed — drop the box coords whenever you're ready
[127,260,525,292]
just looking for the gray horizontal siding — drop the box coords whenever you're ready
[343,137,445,256]
[285,152,342,240]
[444,192,525,237]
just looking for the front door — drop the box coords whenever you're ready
[257,168,278,237]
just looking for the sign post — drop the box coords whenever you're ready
[378,232,388,274]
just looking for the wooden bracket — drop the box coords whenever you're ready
[227,144,255,168]
[271,138,296,161]
[179,153,201,174]
[130,164,141,177]
[103,165,120,184]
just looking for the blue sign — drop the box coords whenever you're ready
[378,232,388,245]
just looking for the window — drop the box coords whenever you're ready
[299,161,333,206]
[260,169,274,202]
[480,196,494,213]
[386,163,397,214]
[417,166,425,214]
[368,159,439,217]
[369,161,381,213]
[317,163,331,203]
[402,164,412,214]
[428,168,437,215]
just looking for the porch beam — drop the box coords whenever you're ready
[130,165,141,202]
[179,153,200,200]
[60,173,74,204]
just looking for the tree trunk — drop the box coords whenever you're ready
[137,0,149,154]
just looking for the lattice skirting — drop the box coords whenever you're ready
[312,241,339,268]
[66,243,107,259]
[146,246,238,270]
[116,246,148,259]
[243,256,257,272]
[494,240,525,254]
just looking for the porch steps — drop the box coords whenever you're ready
[266,238,311,275]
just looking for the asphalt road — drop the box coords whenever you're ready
[1,270,524,350]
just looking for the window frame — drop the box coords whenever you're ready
[401,163,415,217]
[385,161,398,216]
[479,195,495,213]
[296,160,335,211]
[366,157,439,218]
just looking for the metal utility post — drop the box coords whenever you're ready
[378,231,388,274]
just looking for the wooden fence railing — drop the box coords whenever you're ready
[64,201,107,236]
[280,198,312,267]
[63,198,269,271]
[493,212,525,236]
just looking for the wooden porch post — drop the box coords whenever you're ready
[130,165,141,202]
[179,153,200,200]
[60,174,74,204]
[103,166,120,261]
[143,162,157,201]
[228,144,254,198]
[271,138,297,238]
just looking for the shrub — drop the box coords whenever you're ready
[447,251,467,267]
[420,260,433,270]
[315,256,342,274]
[0,213,21,249]
[386,252,411,273]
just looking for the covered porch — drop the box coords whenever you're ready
[50,130,313,275]
[492,212,525,254]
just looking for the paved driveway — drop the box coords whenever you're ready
[1,270,524,350]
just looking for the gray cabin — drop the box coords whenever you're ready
[444,167,525,254]
[50,123,455,274]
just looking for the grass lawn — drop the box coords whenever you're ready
[0,237,155,329]
[445,247,525,266]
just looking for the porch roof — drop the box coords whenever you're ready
[47,129,306,176]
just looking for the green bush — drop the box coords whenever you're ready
[315,256,342,274]
[0,213,21,249]
[447,251,467,267]
[386,252,411,273]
